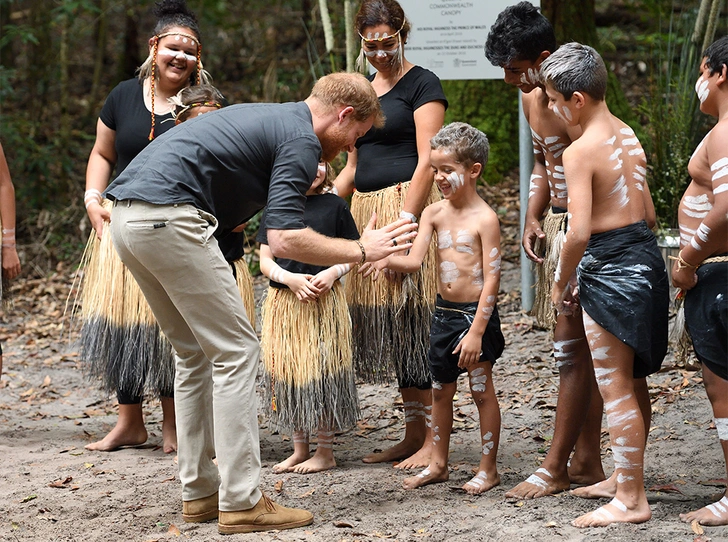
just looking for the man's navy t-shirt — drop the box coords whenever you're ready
[105,102,321,237]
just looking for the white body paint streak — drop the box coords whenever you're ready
[612,445,641,470]
[610,498,628,512]
[545,136,560,145]
[456,230,475,255]
[695,77,710,103]
[536,468,553,478]
[447,171,465,193]
[562,106,572,121]
[622,137,639,146]
[715,418,728,440]
[607,408,639,428]
[628,148,645,156]
[591,345,611,361]
[525,474,549,489]
[489,256,501,275]
[604,394,632,412]
[472,262,483,289]
[609,174,630,208]
[617,473,635,483]
[529,173,542,199]
[711,157,728,181]
[714,183,728,195]
[606,136,616,145]
[680,224,697,244]
[438,230,453,249]
[595,367,617,386]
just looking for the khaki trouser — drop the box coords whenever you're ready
[110,200,262,511]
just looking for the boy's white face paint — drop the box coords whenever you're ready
[562,106,572,121]
[447,171,465,193]
[440,260,460,283]
[438,229,453,249]
[695,76,710,103]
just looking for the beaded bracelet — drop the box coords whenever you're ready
[355,239,366,265]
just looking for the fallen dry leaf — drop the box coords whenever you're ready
[274,480,284,493]
[168,524,181,536]
[647,483,684,494]
[48,476,73,488]
[298,488,315,498]
[333,521,354,528]
[691,520,704,535]
[41,375,51,387]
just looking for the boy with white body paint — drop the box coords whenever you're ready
[485,2,605,500]
[541,43,669,528]
[363,122,505,494]
[673,36,728,527]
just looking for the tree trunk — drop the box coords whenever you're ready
[541,0,597,46]
[87,0,109,119]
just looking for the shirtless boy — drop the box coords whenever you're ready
[364,122,505,494]
[673,35,728,527]
[485,2,604,499]
[541,43,669,528]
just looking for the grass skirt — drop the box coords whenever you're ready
[260,282,359,434]
[531,207,567,330]
[79,201,174,398]
[346,181,439,385]
[232,257,256,323]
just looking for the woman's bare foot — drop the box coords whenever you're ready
[272,451,309,474]
[571,471,617,499]
[292,454,336,474]
[85,423,147,451]
[462,470,500,495]
[402,466,449,490]
[394,445,432,470]
[679,495,728,526]
[160,397,177,454]
[572,497,651,528]
[363,439,424,464]
[505,467,569,499]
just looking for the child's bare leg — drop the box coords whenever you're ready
[403,382,453,489]
[293,428,337,474]
[572,313,651,528]
[160,396,177,454]
[364,386,432,466]
[272,431,309,473]
[85,402,148,451]
[680,363,728,526]
[573,377,650,499]
[507,310,602,498]
[463,363,501,495]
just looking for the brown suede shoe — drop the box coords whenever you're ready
[182,492,219,523]
[218,493,313,534]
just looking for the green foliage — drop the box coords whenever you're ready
[638,2,704,228]
[442,80,519,185]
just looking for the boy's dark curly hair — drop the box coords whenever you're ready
[484,2,556,67]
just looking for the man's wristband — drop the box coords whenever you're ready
[355,239,366,265]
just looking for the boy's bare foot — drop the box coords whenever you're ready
[462,470,500,495]
[292,455,336,474]
[162,422,177,454]
[505,468,569,499]
[394,446,432,469]
[272,452,309,474]
[85,424,148,452]
[363,440,423,464]
[567,462,606,486]
[571,471,617,499]
[572,497,651,528]
[402,467,449,490]
[679,495,728,526]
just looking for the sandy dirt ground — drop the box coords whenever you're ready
[0,258,727,542]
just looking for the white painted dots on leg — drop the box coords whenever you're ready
[594,367,617,386]
[554,337,582,368]
[714,418,728,441]
[470,368,488,393]
[482,431,494,455]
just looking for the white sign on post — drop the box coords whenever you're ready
[397,1,540,81]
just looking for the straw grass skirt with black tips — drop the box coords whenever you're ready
[260,282,359,434]
[346,181,439,385]
[79,200,256,397]
[531,207,568,331]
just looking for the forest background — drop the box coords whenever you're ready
[0,0,726,277]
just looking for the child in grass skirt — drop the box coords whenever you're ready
[258,163,360,474]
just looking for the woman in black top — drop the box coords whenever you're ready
[82,0,209,453]
[334,0,447,468]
